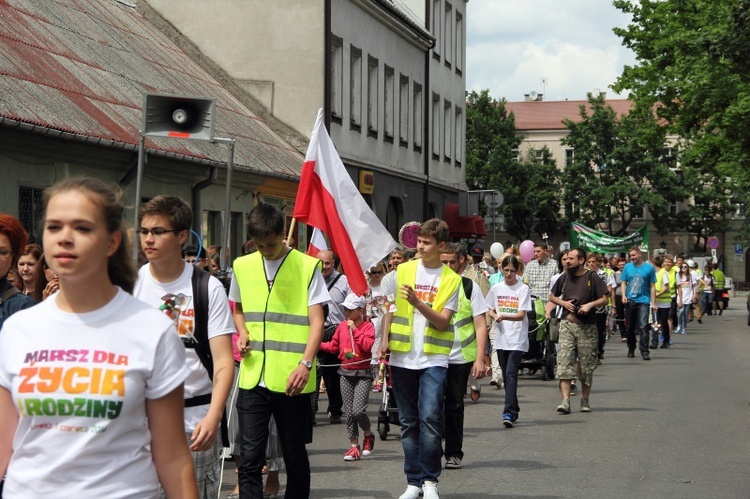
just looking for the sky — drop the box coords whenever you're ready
[466,0,639,103]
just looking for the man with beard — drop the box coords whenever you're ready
[549,248,609,414]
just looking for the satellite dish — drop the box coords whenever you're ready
[529,90,539,101]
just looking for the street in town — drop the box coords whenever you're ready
[220,305,750,498]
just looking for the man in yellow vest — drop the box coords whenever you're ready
[439,243,488,471]
[380,219,461,499]
[230,204,330,498]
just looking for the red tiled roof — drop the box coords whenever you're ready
[505,99,634,131]
[0,0,303,179]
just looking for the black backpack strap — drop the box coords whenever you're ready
[189,267,229,447]
[461,276,473,301]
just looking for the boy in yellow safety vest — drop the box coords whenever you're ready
[379,219,461,499]
[231,203,329,498]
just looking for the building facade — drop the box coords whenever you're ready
[145,0,469,240]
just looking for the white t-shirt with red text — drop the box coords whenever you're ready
[0,288,189,498]
[486,279,532,352]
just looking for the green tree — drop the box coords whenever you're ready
[561,94,684,236]
[466,90,562,240]
[613,0,750,244]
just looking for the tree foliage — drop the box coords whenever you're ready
[561,94,685,236]
[613,0,750,246]
[465,90,562,241]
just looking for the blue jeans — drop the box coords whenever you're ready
[626,301,650,354]
[677,304,691,333]
[498,350,524,419]
[391,365,447,486]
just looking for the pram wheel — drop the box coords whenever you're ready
[378,421,389,441]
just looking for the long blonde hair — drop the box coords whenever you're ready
[43,177,136,293]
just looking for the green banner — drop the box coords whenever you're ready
[570,222,649,254]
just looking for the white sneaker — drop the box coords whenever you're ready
[398,485,421,499]
[423,480,440,499]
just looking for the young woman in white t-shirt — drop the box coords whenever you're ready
[486,254,532,429]
[0,177,197,499]
[676,263,697,334]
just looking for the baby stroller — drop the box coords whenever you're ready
[376,358,400,441]
[521,296,556,381]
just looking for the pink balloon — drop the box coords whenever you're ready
[519,240,535,263]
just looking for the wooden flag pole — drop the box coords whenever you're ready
[286,217,298,248]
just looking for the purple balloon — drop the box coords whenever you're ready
[519,240,535,263]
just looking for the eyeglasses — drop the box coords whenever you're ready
[0,249,12,260]
[368,271,383,275]
[681,265,688,268]
[138,228,181,237]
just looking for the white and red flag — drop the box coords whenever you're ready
[306,227,328,257]
[293,109,397,296]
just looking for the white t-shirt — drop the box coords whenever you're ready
[384,261,459,370]
[0,288,189,499]
[486,279,532,352]
[134,262,235,433]
[368,283,387,364]
[678,273,698,303]
[448,282,489,364]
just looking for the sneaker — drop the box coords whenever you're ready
[445,456,462,469]
[469,388,481,402]
[627,349,635,358]
[329,413,342,424]
[362,433,375,456]
[719,309,723,315]
[557,399,571,414]
[569,383,577,396]
[620,337,627,342]
[659,343,668,349]
[502,413,515,428]
[650,343,658,350]
[489,380,497,386]
[343,445,361,461]
[581,398,591,412]
[422,480,440,499]
[398,485,421,499]
[642,352,651,361]
[373,385,382,393]
[697,318,702,324]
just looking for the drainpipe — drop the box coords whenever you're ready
[324,0,332,131]
[192,166,218,242]
[423,0,431,221]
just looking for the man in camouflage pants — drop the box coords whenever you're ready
[549,248,609,413]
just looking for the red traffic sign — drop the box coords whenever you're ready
[707,236,720,249]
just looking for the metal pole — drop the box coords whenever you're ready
[132,133,145,263]
[213,137,236,279]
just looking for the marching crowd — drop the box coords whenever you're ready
[0,176,731,499]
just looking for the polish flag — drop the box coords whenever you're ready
[293,109,397,296]
[307,227,328,257]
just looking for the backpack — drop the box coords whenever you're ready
[188,266,229,447]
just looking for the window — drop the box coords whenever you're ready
[669,202,678,217]
[564,149,575,168]
[399,74,409,145]
[432,0,441,59]
[350,46,362,127]
[367,56,379,134]
[661,146,680,171]
[443,100,452,161]
[534,149,545,165]
[444,2,452,67]
[331,36,343,119]
[384,65,395,139]
[454,106,463,165]
[455,12,463,74]
[18,186,44,244]
[511,148,521,162]
[432,93,440,158]
[413,82,423,149]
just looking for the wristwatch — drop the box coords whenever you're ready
[299,359,313,370]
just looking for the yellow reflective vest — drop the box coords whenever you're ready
[656,268,672,304]
[234,249,320,393]
[452,277,478,362]
[389,260,461,355]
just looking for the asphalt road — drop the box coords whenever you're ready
[219,304,750,498]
